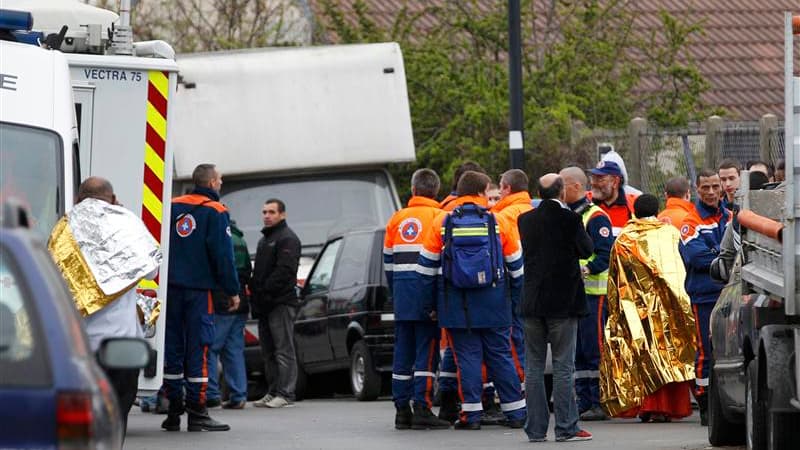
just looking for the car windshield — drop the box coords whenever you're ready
[221,171,397,256]
[0,122,63,238]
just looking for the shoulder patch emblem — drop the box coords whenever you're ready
[176,214,196,238]
[680,224,690,237]
[399,217,423,243]
[599,226,610,238]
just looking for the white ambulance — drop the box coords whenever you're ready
[1,0,179,393]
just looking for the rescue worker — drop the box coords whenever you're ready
[438,161,487,422]
[589,160,638,237]
[678,168,730,426]
[717,159,741,212]
[417,170,527,430]
[384,169,451,430]
[559,167,614,421]
[162,163,240,432]
[658,177,695,229]
[487,169,532,420]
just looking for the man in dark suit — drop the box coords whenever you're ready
[517,173,594,443]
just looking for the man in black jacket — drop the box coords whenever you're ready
[517,173,594,443]
[251,198,301,408]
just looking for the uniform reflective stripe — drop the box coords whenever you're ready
[413,371,436,378]
[696,377,709,386]
[394,244,423,252]
[451,229,489,237]
[574,370,600,379]
[391,264,418,272]
[500,399,526,412]
[416,265,441,276]
[384,263,394,271]
[392,374,412,380]
[420,248,440,261]
[163,373,184,380]
[439,372,457,378]
[383,247,393,255]
[583,276,608,295]
[521,383,526,391]
[461,402,483,412]
[505,249,522,262]
[482,382,494,388]
[187,377,208,383]
[509,267,524,278]
[611,226,623,236]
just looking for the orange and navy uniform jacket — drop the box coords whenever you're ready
[168,187,240,296]
[569,197,613,276]
[439,192,458,212]
[658,197,695,230]
[679,200,730,304]
[416,195,524,329]
[594,187,638,237]
[383,196,442,321]
[491,191,533,240]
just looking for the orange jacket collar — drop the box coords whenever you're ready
[448,195,488,209]
[407,196,442,209]
[664,197,694,213]
[491,191,532,213]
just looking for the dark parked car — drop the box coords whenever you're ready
[0,204,151,449]
[244,227,394,401]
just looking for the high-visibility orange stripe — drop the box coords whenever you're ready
[692,304,705,395]
[445,329,468,424]
[425,338,436,409]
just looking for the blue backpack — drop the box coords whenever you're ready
[442,204,504,289]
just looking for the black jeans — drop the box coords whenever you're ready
[105,367,139,438]
[258,304,298,400]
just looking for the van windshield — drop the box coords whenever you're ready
[0,123,63,238]
[221,171,398,256]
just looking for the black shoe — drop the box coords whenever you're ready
[580,406,609,421]
[454,420,481,430]
[186,405,230,432]
[438,391,460,423]
[699,409,708,426]
[161,399,184,431]
[206,398,221,408]
[503,418,525,429]
[161,414,180,432]
[412,406,451,430]
[395,406,412,430]
[480,401,505,426]
[696,394,708,426]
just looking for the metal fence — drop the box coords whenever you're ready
[592,116,786,200]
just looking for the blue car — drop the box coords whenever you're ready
[0,206,149,449]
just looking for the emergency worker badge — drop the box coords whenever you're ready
[226,226,232,236]
[399,218,422,243]
[176,214,196,238]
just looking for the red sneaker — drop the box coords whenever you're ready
[556,429,592,442]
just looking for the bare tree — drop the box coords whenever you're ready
[87,0,312,52]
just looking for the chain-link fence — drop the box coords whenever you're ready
[637,127,705,198]
[718,123,761,165]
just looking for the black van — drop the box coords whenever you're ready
[244,227,394,401]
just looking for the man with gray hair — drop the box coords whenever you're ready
[384,168,451,429]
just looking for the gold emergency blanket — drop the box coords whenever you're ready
[599,218,696,416]
[48,199,161,317]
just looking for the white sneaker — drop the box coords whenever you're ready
[265,396,292,408]
[253,394,274,408]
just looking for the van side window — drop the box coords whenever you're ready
[332,233,370,290]
[306,239,341,295]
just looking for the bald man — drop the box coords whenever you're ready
[559,167,614,420]
[517,174,594,442]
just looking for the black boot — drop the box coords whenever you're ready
[186,404,230,432]
[697,395,708,426]
[160,399,183,432]
[480,398,505,426]
[412,406,451,430]
[395,405,412,430]
[437,391,460,423]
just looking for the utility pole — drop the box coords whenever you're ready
[508,0,525,170]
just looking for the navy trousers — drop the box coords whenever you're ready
[575,294,606,412]
[392,320,440,409]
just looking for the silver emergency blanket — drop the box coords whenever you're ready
[68,198,161,295]
[136,292,161,338]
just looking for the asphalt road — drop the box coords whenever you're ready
[124,397,742,450]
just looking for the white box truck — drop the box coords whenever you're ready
[171,43,416,276]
